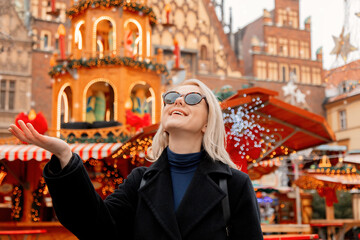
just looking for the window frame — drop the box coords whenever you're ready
[339,110,347,130]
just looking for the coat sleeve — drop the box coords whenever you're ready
[43,153,145,239]
[228,171,263,240]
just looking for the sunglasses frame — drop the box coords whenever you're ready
[162,91,208,106]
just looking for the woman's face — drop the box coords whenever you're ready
[161,85,208,136]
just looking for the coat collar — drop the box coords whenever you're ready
[143,148,232,179]
[138,148,232,239]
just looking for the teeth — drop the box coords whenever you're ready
[172,111,184,116]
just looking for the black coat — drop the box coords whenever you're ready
[44,149,263,240]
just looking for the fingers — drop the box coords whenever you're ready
[8,124,28,143]
[27,122,40,137]
[18,121,34,140]
[27,122,46,143]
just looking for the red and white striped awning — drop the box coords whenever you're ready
[0,143,122,161]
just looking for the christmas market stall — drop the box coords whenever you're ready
[295,155,360,240]
[221,87,336,234]
[0,139,123,240]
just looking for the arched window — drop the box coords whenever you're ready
[200,45,207,60]
[126,83,154,126]
[61,86,72,123]
[94,18,116,58]
[75,21,85,50]
[85,82,115,123]
[32,29,38,49]
[40,30,51,50]
[124,19,142,59]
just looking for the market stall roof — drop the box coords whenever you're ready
[221,87,336,168]
[0,143,122,161]
[295,174,360,190]
[344,154,360,165]
[314,144,347,152]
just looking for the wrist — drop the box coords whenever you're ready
[56,150,73,169]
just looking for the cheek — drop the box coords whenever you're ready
[200,104,209,121]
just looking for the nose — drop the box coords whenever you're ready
[174,95,185,105]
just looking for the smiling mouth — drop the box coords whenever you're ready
[170,110,186,116]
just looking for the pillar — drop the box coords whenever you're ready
[353,193,360,220]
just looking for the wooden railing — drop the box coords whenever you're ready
[1,126,137,145]
[59,125,136,142]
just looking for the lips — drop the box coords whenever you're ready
[170,109,187,116]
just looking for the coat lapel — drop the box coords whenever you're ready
[138,150,182,240]
[176,153,232,237]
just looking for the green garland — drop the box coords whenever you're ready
[66,0,157,26]
[49,56,169,78]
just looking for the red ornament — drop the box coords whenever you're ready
[15,110,48,144]
[317,187,338,207]
[125,110,151,131]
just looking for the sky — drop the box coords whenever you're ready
[224,0,345,70]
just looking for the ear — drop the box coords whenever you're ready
[201,124,207,134]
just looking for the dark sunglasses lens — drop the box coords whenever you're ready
[164,92,180,104]
[185,93,202,105]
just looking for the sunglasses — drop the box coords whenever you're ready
[162,91,208,106]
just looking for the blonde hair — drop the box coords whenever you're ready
[150,79,237,168]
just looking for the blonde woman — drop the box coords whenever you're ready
[9,79,263,240]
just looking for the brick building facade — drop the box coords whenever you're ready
[30,0,70,132]
[230,0,326,115]
[0,0,32,137]
[324,60,360,150]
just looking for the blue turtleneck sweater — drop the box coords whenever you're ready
[167,147,202,211]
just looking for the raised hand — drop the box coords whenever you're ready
[8,120,72,168]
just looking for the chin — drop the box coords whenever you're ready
[163,122,186,132]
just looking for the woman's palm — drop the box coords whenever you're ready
[9,120,72,167]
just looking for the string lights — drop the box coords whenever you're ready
[223,95,287,165]
[0,164,7,185]
[112,136,153,167]
[31,178,48,222]
[11,185,23,221]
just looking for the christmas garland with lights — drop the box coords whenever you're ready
[111,136,153,167]
[66,0,157,26]
[85,159,124,198]
[31,178,47,222]
[11,185,24,221]
[49,56,169,78]
[309,163,360,175]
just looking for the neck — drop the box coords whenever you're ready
[168,131,203,154]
